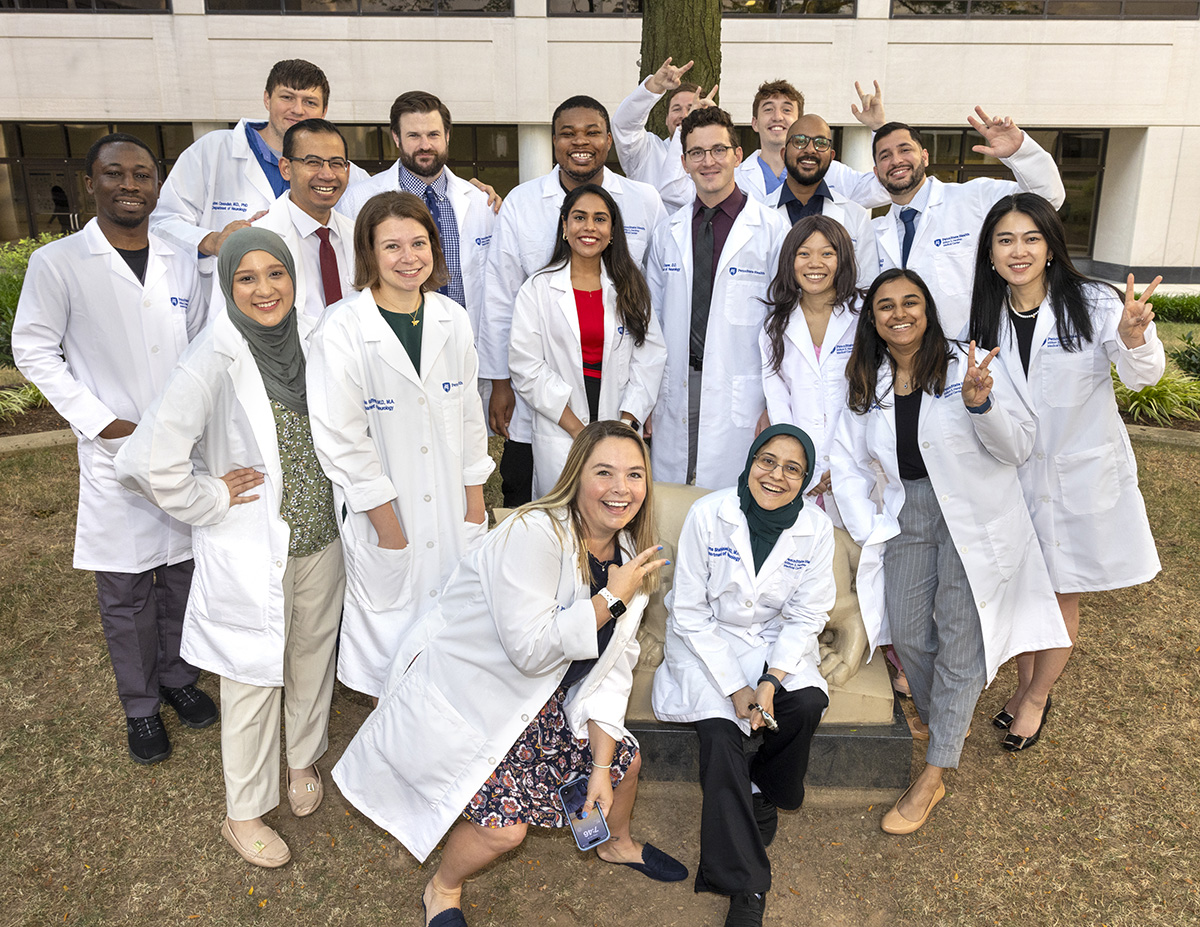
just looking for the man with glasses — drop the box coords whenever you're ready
[238,119,356,332]
[151,59,367,260]
[766,114,878,288]
[646,107,789,489]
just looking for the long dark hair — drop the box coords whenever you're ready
[762,215,860,374]
[846,268,952,415]
[968,193,1109,353]
[541,184,652,346]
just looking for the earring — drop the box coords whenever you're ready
[1047,256,1053,264]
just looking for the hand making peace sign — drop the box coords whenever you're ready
[962,340,1002,409]
[1118,273,1162,349]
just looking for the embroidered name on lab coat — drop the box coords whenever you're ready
[364,398,395,411]
[832,343,853,355]
[211,200,250,213]
[474,235,492,248]
[707,545,741,562]
[170,296,190,309]
[662,262,682,273]
[442,380,464,393]
[783,558,810,570]
[728,266,766,278]
[933,233,971,248]
[939,383,963,398]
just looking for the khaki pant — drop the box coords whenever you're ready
[221,540,345,820]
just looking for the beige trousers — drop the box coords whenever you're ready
[221,540,345,820]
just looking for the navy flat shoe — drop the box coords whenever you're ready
[610,843,688,882]
[422,897,469,927]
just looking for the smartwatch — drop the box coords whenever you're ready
[598,587,627,619]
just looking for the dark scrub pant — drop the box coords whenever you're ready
[693,686,828,896]
[95,559,199,718]
[499,440,534,508]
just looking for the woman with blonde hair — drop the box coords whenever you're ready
[334,420,687,927]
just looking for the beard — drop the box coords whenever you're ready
[102,207,149,229]
[400,147,448,179]
[880,161,926,197]
[559,158,604,185]
[785,156,831,188]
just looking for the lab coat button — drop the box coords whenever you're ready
[421,446,429,454]
[823,454,829,461]
[429,589,437,597]
[418,397,426,405]
[424,494,432,502]
[521,714,529,722]
[143,299,151,307]
[275,560,283,568]
[150,345,160,354]
[488,757,496,765]
[744,600,753,608]
[1042,496,1051,503]
[426,540,435,548]
[921,441,930,449]
[1037,452,1045,460]
[941,495,949,502]
[979,601,986,609]
[960,546,967,554]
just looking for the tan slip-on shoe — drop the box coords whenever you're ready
[222,818,291,868]
[881,781,946,835]
[287,766,324,817]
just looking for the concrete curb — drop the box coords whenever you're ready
[0,428,74,458]
[1127,424,1200,449]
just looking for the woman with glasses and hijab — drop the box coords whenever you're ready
[652,424,835,927]
[117,227,345,868]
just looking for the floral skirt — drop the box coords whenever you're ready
[462,682,638,829]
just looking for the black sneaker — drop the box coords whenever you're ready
[725,892,766,927]
[160,684,219,729]
[753,792,778,847]
[127,713,172,765]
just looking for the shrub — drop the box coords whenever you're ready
[1112,367,1200,427]
[1143,292,1200,324]
[0,382,48,425]
[1168,331,1200,379]
[0,233,64,368]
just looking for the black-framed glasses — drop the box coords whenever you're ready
[286,155,351,172]
[684,144,734,163]
[753,454,805,481]
[787,134,833,152]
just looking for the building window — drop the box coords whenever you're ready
[0,122,190,242]
[891,1,1199,17]
[0,0,169,10]
[204,0,511,14]
[548,0,855,13]
[916,126,1106,256]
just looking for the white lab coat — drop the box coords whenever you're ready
[645,195,790,488]
[870,135,1065,338]
[508,263,667,496]
[113,310,309,686]
[332,508,649,861]
[998,284,1163,592]
[733,151,781,204]
[829,348,1070,681]
[763,187,880,290]
[477,167,667,443]
[759,301,859,527]
[652,489,835,734]
[150,119,369,256]
[611,79,694,213]
[12,219,207,573]
[307,288,494,697]
[337,163,496,337]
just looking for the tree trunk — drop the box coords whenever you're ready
[638,0,722,138]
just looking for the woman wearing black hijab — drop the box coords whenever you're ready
[118,228,344,868]
[652,424,837,927]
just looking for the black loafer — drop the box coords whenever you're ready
[613,843,688,882]
[160,684,219,729]
[753,793,778,847]
[725,892,766,927]
[991,708,1015,730]
[1002,695,1052,752]
[127,713,171,764]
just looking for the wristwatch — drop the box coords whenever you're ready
[598,587,627,619]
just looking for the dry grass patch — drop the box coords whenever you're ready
[1,441,1197,926]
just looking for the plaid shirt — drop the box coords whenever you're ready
[398,164,466,309]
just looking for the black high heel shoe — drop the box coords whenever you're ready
[1001,695,1052,752]
[991,707,1015,730]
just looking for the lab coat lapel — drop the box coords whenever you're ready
[669,210,694,296]
[910,179,944,255]
[821,307,856,368]
[143,236,171,293]
[717,493,758,588]
[84,220,144,290]
[358,290,423,387]
[784,314,821,377]
[877,361,897,441]
[214,313,283,509]
[597,266,623,412]
[236,120,279,206]
[755,516,814,591]
[417,294,451,383]
[715,207,754,277]
[550,264,583,346]
[877,208,902,269]
[1027,293,1057,372]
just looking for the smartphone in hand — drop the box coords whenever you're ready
[557,776,611,852]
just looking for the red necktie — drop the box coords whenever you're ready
[315,227,343,307]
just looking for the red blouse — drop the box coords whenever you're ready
[574,288,604,380]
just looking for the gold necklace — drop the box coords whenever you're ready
[377,292,423,326]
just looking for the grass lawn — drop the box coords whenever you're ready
[1,439,1197,927]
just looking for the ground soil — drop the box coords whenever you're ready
[0,402,67,437]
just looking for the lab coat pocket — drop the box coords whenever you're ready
[730,375,765,428]
[377,674,484,809]
[1040,351,1095,409]
[436,390,465,459]
[983,502,1028,581]
[1055,446,1118,515]
[463,518,489,552]
[89,434,129,483]
[723,280,767,327]
[191,507,271,631]
[349,540,414,613]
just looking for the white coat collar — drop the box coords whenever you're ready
[879,177,945,267]
[81,217,173,292]
[231,117,280,206]
[783,300,857,374]
[715,486,816,590]
[349,286,454,386]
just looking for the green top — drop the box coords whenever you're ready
[270,400,338,559]
[378,296,424,374]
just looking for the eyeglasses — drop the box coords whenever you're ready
[787,134,833,153]
[753,454,805,481]
[684,144,734,164]
[286,155,351,172]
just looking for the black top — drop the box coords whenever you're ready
[894,390,928,480]
[1010,311,1038,377]
[561,546,624,689]
[378,299,423,373]
[115,246,149,284]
